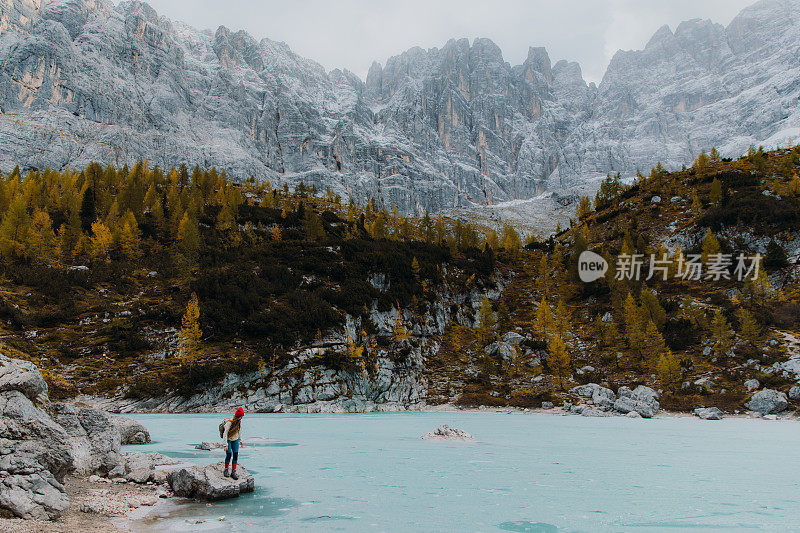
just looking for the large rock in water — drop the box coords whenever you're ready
[0,356,73,520]
[167,463,255,501]
[420,425,475,441]
[746,389,788,414]
[613,385,660,418]
[109,414,151,445]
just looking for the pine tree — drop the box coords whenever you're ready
[701,229,721,264]
[709,178,723,206]
[476,296,498,345]
[179,293,202,364]
[694,150,710,174]
[624,292,646,354]
[737,307,760,348]
[555,299,571,335]
[690,188,702,215]
[500,223,522,251]
[484,229,500,250]
[657,351,681,390]
[411,257,421,281]
[177,213,200,258]
[28,209,56,262]
[534,298,554,337]
[548,333,571,390]
[0,197,31,258]
[576,195,592,220]
[710,309,733,355]
[392,311,410,341]
[271,224,282,241]
[709,147,720,162]
[89,220,113,262]
[118,211,141,260]
[536,253,549,292]
[641,320,667,365]
[639,287,666,329]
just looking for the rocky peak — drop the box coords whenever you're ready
[522,46,553,85]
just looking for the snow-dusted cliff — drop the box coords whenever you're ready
[0,0,798,214]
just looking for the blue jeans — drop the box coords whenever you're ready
[225,439,240,466]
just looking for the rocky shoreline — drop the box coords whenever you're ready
[0,355,256,531]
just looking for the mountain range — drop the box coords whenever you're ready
[0,0,798,214]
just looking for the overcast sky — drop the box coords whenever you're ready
[136,0,755,84]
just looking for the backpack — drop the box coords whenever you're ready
[218,419,228,439]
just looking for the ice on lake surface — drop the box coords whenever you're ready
[126,412,800,532]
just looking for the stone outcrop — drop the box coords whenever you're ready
[0,355,156,520]
[420,424,475,441]
[0,356,72,520]
[567,383,659,418]
[0,0,798,215]
[167,463,254,501]
[746,389,788,414]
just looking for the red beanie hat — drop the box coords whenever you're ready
[235,407,244,418]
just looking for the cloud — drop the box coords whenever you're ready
[131,0,755,84]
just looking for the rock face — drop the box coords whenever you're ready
[0,356,72,520]
[694,407,724,420]
[420,424,475,441]
[167,463,255,501]
[51,403,122,475]
[746,389,788,414]
[0,0,799,213]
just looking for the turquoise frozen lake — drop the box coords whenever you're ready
[126,412,800,532]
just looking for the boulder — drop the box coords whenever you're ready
[109,414,151,445]
[0,355,49,403]
[746,389,788,414]
[788,386,800,400]
[114,452,181,483]
[613,385,660,418]
[540,401,554,409]
[196,441,227,450]
[570,383,616,409]
[0,357,73,520]
[501,332,524,346]
[52,403,121,475]
[744,379,760,392]
[693,407,724,420]
[167,463,254,501]
[420,424,475,441]
[484,341,517,361]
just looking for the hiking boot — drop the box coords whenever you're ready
[231,470,238,480]
[223,467,230,478]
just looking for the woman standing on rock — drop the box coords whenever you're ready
[222,407,244,480]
